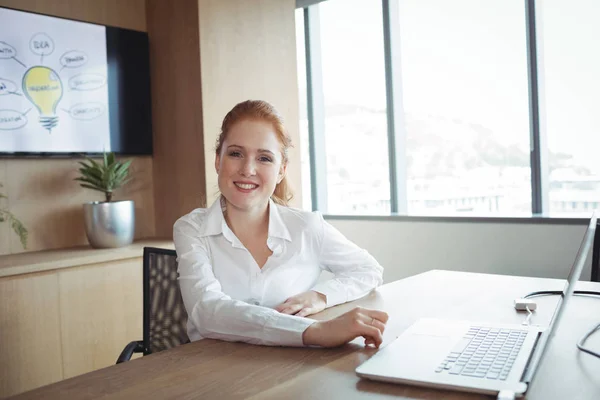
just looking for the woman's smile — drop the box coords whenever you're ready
[234,181,259,192]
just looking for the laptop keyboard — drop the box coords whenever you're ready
[435,326,528,380]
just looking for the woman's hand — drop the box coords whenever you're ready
[275,290,327,317]
[302,307,389,348]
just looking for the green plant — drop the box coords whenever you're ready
[75,152,132,202]
[0,183,28,249]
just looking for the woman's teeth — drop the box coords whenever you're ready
[235,183,258,190]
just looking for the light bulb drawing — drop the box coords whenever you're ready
[22,66,63,132]
[0,18,109,143]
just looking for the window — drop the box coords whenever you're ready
[319,0,390,215]
[398,0,532,215]
[539,0,600,216]
[297,0,598,218]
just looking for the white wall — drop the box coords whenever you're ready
[327,218,593,284]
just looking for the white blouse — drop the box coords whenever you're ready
[173,197,383,347]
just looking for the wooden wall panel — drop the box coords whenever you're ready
[198,0,302,207]
[0,0,146,31]
[147,0,207,236]
[1,157,155,255]
[0,272,63,398]
[57,259,143,378]
[0,0,154,255]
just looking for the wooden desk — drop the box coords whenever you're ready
[10,270,600,400]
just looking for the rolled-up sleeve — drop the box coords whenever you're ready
[174,219,316,346]
[310,213,384,307]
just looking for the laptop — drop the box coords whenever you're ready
[356,213,597,397]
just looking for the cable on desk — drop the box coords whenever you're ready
[522,306,533,326]
[523,290,600,299]
[576,322,600,359]
[521,290,600,360]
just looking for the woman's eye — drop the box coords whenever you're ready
[229,151,242,157]
[259,156,273,163]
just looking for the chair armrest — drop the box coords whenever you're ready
[116,340,144,364]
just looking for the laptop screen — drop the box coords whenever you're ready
[524,213,597,383]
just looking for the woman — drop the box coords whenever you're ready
[174,100,388,348]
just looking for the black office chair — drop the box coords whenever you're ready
[592,219,600,282]
[116,247,190,363]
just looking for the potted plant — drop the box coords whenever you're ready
[75,152,135,248]
[0,183,28,249]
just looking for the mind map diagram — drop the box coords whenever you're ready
[0,32,107,133]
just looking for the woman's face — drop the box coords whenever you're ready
[215,118,286,213]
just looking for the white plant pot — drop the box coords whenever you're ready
[83,200,135,248]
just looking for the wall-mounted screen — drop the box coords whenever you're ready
[0,6,152,156]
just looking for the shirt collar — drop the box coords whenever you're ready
[197,196,292,242]
[268,199,292,242]
[196,198,225,238]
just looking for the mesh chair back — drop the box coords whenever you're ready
[143,247,189,354]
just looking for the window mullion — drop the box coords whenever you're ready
[525,0,549,215]
[382,0,408,214]
[304,6,328,212]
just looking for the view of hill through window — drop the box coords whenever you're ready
[296,0,599,216]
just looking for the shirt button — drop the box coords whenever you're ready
[248,298,260,306]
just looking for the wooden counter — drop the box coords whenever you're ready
[0,238,174,397]
[0,239,174,278]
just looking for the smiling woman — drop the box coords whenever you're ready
[173,100,387,349]
[215,99,293,207]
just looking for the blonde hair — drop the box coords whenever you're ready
[215,100,293,206]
